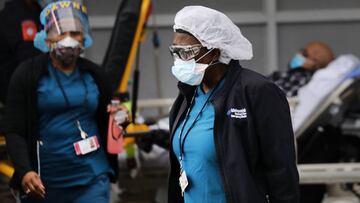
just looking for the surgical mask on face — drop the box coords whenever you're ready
[56,36,81,48]
[289,53,306,69]
[171,48,217,86]
[50,36,82,67]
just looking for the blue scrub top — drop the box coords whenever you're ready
[172,82,227,203]
[37,64,111,188]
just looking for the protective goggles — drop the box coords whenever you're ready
[169,44,203,61]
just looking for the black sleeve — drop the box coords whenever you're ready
[4,66,32,182]
[167,148,183,203]
[0,23,11,64]
[251,82,299,203]
[0,24,13,104]
[94,64,121,183]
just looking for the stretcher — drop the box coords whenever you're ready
[292,65,360,202]
[295,72,360,138]
[293,65,360,161]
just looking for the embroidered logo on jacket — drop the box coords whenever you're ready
[227,108,247,119]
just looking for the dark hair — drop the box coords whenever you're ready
[174,29,205,48]
[175,29,195,38]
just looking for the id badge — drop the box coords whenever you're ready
[74,136,100,155]
[179,170,189,195]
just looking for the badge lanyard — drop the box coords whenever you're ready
[52,67,89,140]
[51,67,88,109]
[177,81,222,174]
[76,120,88,139]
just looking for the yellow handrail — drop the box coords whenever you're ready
[118,0,151,93]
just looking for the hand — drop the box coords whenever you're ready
[107,104,128,114]
[22,171,45,199]
[107,104,130,125]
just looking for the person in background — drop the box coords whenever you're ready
[269,41,334,97]
[0,0,46,105]
[0,0,44,202]
[168,6,299,203]
[269,41,334,203]
[4,1,120,202]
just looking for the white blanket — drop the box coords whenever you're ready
[292,54,360,135]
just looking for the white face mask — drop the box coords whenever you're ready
[56,36,81,48]
[171,48,216,86]
[50,36,82,67]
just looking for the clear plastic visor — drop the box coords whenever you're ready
[45,6,88,38]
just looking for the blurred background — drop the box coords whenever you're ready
[1,0,360,203]
[2,0,359,117]
[85,0,360,118]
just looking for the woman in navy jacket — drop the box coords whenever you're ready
[168,6,299,203]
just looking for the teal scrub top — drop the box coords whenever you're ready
[37,65,111,188]
[172,82,227,203]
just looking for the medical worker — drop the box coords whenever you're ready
[4,1,118,202]
[168,6,299,203]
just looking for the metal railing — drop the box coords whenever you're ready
[298,163,360,184]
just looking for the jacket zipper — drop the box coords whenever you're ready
[266,194,270,202]
[37,140,42,177]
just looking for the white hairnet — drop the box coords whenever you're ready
[173,6,253,64]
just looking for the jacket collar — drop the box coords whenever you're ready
[177,60,242,102]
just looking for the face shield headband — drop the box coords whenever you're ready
[34,1,93,52]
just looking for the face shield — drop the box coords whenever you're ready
[34,1,93,52]
[44,3,87,38]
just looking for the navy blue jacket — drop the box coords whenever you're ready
[168,61,299,203]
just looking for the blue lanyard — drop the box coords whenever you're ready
[177,82,221,169]
[51,67,88,109]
